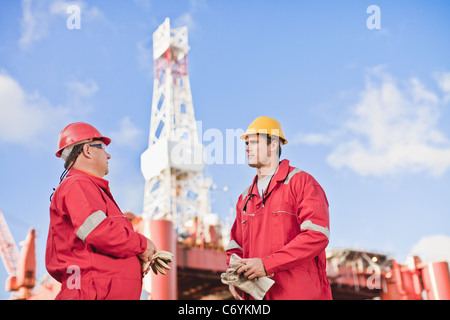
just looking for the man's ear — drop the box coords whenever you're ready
[271,139,279,154]
[81,144,93,159]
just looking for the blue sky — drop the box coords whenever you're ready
[1,0,450,299]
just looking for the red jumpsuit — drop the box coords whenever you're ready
[46,169,147,300]
[227,160,332,299]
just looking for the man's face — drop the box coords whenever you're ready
[245,134,270,168]
[88,142,111,176]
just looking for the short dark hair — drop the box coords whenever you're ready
[64,144,84,169]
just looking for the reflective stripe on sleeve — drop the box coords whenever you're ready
[284,168,302,184]
[76,210,107,242]
[300,220,330,240]
[226,239,243,252]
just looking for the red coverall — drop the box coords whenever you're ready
[46,169,147,300]
[226,160,332,299]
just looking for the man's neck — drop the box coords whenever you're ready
[256,159,279,179]
[72,163,104,179]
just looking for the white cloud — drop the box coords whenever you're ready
[133,0,152,11]
[137,38,153,78]
[298,67,450,177]
[64,78,99,115]
[173,0,208,31]
[109,117,144,149]
[174,12,195,31]
[409,234,450,265]
[48,0,71,15]
[50,1,106,21]
[0,71,68,147]
[66,78,98,98]
[436,71,450,103]
[19,0,107,51]
[19,0,50,51]
[290,132,334,146]
[0,72,103,150]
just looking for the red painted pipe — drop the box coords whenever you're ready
[149,219,177,300]
[421,261,450,300]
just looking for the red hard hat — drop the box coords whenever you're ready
[56,122,111,158]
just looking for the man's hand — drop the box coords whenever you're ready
[138,237,157,265]
[235,258,267,280]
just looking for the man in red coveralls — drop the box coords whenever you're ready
[46,122,157,300]
[226,116,332,300]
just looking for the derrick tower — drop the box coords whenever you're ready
[141,18,211,241]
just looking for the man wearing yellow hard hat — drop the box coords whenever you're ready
[225,116,332,300]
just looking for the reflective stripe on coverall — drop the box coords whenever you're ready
[46,169,147,300]
[226,159,332,300]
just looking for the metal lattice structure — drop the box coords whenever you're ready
[0,209,19,278]
[140,18,211,241]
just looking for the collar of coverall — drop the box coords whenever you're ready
[249,159,291,198]
[66,168,110,191]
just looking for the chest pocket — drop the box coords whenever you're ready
[240,203,264,254]
[271,203,300,250]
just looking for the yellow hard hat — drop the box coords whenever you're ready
[240,116,287,145]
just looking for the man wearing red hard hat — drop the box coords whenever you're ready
[46,122,157,300]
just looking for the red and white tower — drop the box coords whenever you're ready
[140,18,215,299]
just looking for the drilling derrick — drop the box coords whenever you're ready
[140,18,213,300]
[141,17,205,229]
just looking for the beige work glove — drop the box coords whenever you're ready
[221,253,274,300]
[142,250,174,275]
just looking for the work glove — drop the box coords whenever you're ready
[142,250,174,275]
[220,253,274,300]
